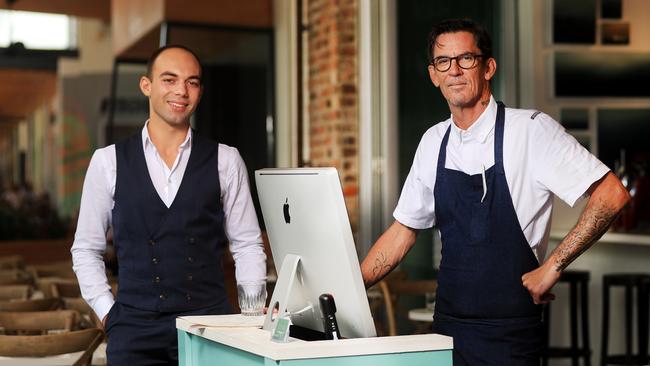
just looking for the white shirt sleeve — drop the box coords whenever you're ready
[531,114,610,207]
[71,148,115,321]
[219,146,267,284]
[393,130,437,229]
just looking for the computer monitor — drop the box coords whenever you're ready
[255,167,377,339]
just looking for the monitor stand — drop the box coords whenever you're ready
[263,254,326,341]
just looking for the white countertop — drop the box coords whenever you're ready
[176,315,453,361]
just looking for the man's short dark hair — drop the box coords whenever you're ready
[145,44,203,80]
[426,18,493,64]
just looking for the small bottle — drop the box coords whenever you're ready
[319,294,341,340]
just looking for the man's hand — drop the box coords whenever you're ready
[521,261,560,304]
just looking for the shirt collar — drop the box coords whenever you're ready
[141,120,193,152]
[449,95,496,144]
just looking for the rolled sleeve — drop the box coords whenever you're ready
[219,146,267,284]
[70,148,115,319]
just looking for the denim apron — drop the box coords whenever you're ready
[431,102,543,365]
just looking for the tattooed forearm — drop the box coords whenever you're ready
[551,197,619,271]
[371,251,393,281]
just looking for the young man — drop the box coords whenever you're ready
[71,45,266,365]
[360,19,629,365]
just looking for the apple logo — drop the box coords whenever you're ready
[283,198,291,224]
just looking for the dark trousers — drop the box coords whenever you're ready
[105,301,232,366]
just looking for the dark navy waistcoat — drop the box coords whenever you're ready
[112,132,228,313]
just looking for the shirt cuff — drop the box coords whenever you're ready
[94,293,115,321]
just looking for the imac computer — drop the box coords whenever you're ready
[255,167,377,339]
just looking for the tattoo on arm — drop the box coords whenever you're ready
[551,197,619,271]
[372,252,392,282]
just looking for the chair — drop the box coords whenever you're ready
[373,273,438,336]
[638,277,650,366]
[27,261,76,280]
[0,269,33,286]
[0,284,32,300]
[0,310,78,332]
[64,298,103,329]
[601,273,650,366]
[0,310,104,366]
[51,280,82,299]
[368,271,407,336]
[0,328,104,366]
[0,255,25,270]
[376,281,398,336]
[0,297,62,312]
[36,277,78,298]
[542,270,591,366]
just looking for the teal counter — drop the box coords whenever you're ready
[176,315,453,366]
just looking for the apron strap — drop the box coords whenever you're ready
[494,101,506,175]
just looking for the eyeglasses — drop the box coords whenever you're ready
[431,53,485,72]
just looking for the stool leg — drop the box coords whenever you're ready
[570,281,579,366]
[639,282,649,366]
[601,280,609,366]
[581,280,591,366]
[624,284,633,364]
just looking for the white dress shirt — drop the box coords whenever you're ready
[71,123,266,320]
[394,96,609,261]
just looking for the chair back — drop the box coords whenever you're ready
[0,309,78,332]
[376,277,438,336]
[27,261,75,280]
[0,284,32,300]
[0,297,62,312]
[52,281,82,298]
[36,277,78,298]
[64,297,103,329]
[0,328,104,366]
[0,255,25,270]
[0,269,33,285]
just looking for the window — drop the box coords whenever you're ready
[0,10,76,50]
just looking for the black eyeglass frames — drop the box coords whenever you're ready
[431,53,485,72]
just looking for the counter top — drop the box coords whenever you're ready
[176,315,453,361]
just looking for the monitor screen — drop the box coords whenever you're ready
[255,167,377,339]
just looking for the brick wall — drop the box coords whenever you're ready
[306,0,359,232]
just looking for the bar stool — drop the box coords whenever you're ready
[639,277,650,366]
[542,270,591,366]
[600,273,650,366]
